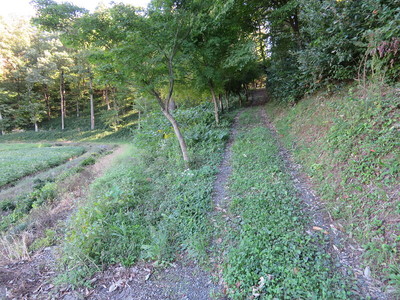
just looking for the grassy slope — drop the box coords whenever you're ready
[56,104,234,285]
[265,83,400,291]
[221,108,349,299]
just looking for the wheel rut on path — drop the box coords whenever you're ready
[258,104,388,300]
[212,110,242,209]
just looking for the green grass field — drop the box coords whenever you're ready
[0,143,85,187]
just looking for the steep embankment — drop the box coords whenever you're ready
[265,84,400,296]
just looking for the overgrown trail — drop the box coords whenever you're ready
[86,114,248,300]
[212,98,389,299]
[259,107,388,299]
[1,98,390,299]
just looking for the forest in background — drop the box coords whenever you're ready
[0,0,399,298]
[0,0,398,141]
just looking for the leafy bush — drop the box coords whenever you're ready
[266,0,400,102]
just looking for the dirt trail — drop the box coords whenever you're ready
[0,145,125,299]
[212,111,242,209]
[0,143,115,202]
[80,113,248,300]
[2,95,390,299]
[257,93,388,299]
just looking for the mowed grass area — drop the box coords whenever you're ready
[0,143,85,187]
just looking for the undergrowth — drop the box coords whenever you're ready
[222,108,350,299]
[265,82,400,293]
[57,103,234,286]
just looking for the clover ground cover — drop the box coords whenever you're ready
[0,143,85,187]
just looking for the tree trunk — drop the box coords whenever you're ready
[76,100,80,118]
[89,77,95,130]
[225,91,229,109]
[76,80,81,117]
[104,88,111,110]
[238,92,243,107]
[60,70,65,130]
[244,84,249,104]
[112,93,119,130]
[162,109,189,168]
[0,110,4,135]
[44,85,51,120]
[218,94,224,113]
[34,121,38,132]
[152,88,190,168]
[168,98,177,111]
[209,84,219,125]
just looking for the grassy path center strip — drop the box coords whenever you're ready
[221,107,350,299]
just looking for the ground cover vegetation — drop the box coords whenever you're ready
[265,83,400,294]
[0,143,85,186]
[57,104,234,286]
[0,0,399,297]
[221,108,350,299]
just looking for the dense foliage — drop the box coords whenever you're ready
[1,0,398,133]
[261,0,400,102]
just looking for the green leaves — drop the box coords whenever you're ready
[31,0,88,32]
